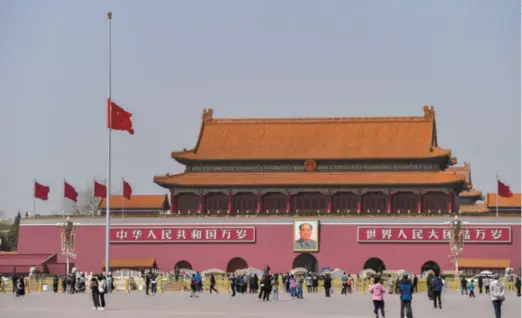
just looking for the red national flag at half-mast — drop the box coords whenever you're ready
[64,181,78,202]
[497,179,513,198]
[94,180,107,198]
[123,179,132,200]
[34,181,50,201]
[108,98,134,135]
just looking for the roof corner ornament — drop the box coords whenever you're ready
[464,161,470,167]
[423,105,435,119]
[202,108,214,123]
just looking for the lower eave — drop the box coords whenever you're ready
[153,171,466,188]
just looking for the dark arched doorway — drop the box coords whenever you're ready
[363,257,386,273]
[174,260,193,270]
[420,260,441,276]
[226,257,248,273]
[292,253,319,273]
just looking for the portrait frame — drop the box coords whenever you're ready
[293,220,320,252]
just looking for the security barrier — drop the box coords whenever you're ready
[0,277,517,294]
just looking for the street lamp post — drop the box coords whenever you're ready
[444,215,468,287]
[56,217,80,275]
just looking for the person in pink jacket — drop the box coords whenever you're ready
[370,277,386,318]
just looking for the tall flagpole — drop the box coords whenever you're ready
[105,11,113,276]
[122,177,125,218]
[33,178,36,219]
[496,175,499,218]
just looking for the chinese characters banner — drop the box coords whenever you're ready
[357,226,511,243]
[110,227,256,243]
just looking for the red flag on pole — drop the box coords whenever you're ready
[64,181,78,202]
[123,179,132,200]
[94,180,107,198]
[497,179,513,198]
[108,98,134,134]
[34,182,50,201]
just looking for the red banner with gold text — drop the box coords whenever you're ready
[357,226,511,243]
[110,227,256,243]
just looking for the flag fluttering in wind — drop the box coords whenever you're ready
[34,181,50,201]
[108,99,134,134]
[94,180,107,198]
[497,179,513,198]
[64,181,78,202]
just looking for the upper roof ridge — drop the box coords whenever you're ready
[203,105,436,124]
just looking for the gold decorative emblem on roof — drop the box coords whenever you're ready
[202,108,214,123]
[423,105,435,119]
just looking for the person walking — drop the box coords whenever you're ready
[398,274,413,318]
[271,275,279,300]
[460,277,468,295]
[489,274,505,318]
[190,274,199,298]
[150,275,157,295]
[515,276,521,297]
[323,274,332,298]
[430,273,443,309]
[52,275,59,294]
[98,275,107,310]
[370,277,386,318]
[468,280,476,298]
[484,276,491,294]
[209,274,219,294]
[90,276,100,310]
[341,272,348,295]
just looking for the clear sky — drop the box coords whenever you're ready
[0,0,520,217]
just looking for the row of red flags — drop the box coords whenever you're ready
[34,179,133,203]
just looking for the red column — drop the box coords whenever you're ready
[228,193,233,213]
[286,194,292,213]
[257,194,263,213]
[387,193,392,213]
[327,194,333,213]
[356,194,362,212]
[417,193,423,213]
[199,194,205,214]
[448,192,453,214]
[170,192,177,214]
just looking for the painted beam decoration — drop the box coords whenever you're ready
[357,226,511,243]
[110,227,256,243]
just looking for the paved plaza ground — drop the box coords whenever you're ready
[0,290,520,318]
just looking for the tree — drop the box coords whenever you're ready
[77,185,101,216]
[61,185,101,216]
[24,212,29,218]
[7,212,21,250]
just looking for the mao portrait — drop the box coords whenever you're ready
[293,221,319,252]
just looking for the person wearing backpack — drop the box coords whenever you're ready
[398,274,413,318]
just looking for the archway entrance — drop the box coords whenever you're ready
[363,257,386,273]
[421,260,441,276]
[226,257,248,273]
[292,253,319,273]
[174,260,193,270]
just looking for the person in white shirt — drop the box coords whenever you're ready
[489,274,505,318]
[98,275,107,310]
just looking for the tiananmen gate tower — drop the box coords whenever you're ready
[154,106,466,215]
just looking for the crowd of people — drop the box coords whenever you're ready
[1,268,518,318]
